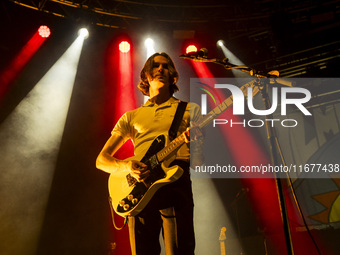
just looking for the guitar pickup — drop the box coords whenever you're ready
[149,155,159,169]
[126,174,137,186]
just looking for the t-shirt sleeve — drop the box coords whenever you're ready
[111,112,132,142]
[189,102,203,123]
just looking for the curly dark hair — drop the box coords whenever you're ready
[137,52,179,96]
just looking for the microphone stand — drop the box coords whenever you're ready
[256,78,295,255]
[181,55,295,255]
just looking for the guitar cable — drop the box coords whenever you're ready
[108,197,128,230]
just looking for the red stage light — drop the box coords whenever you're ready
[104,38,136,254]
[0,30,46,102]
[186,45,197,54]
[119,41,130,53]
[38,25,51,38]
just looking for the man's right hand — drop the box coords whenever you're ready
[127,160,150,182]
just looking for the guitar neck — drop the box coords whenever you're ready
[220,242,226,255]
[156,80,259,163]
[156,133,187,163]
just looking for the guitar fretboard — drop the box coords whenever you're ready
[156,133,187,162]
[156,80,259,163]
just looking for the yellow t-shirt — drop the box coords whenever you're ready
[112,97,201,161]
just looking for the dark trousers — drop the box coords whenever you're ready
[128,161,195,255]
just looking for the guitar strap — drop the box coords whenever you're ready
[168,101,188,141]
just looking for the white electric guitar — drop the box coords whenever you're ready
[109,80,260,217]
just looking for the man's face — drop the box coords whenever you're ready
[147,55,171,93]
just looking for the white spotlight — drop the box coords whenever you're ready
[145,38,154,48]
[218,40,246,77]
[78,28,89,39]
[217,40,224,47]
[0,35,85,254]
[143,37,156,103]
[144,38,155,58]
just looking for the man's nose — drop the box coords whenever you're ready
[157,65,164,72]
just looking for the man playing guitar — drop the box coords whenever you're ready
[96,52,203,255]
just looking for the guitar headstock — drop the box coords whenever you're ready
[219,226,227,241]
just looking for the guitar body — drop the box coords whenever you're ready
[108,134,184,217]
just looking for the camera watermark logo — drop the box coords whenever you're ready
[195,78,312,128]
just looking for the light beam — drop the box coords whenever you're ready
[145,38,155,58]
[217,40,247,77]
[0,27,48,102]
[0,33,86,255]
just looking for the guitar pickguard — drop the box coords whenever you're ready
[125,134,166,187]
[141,134,166,165]
[115,134,169,215]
